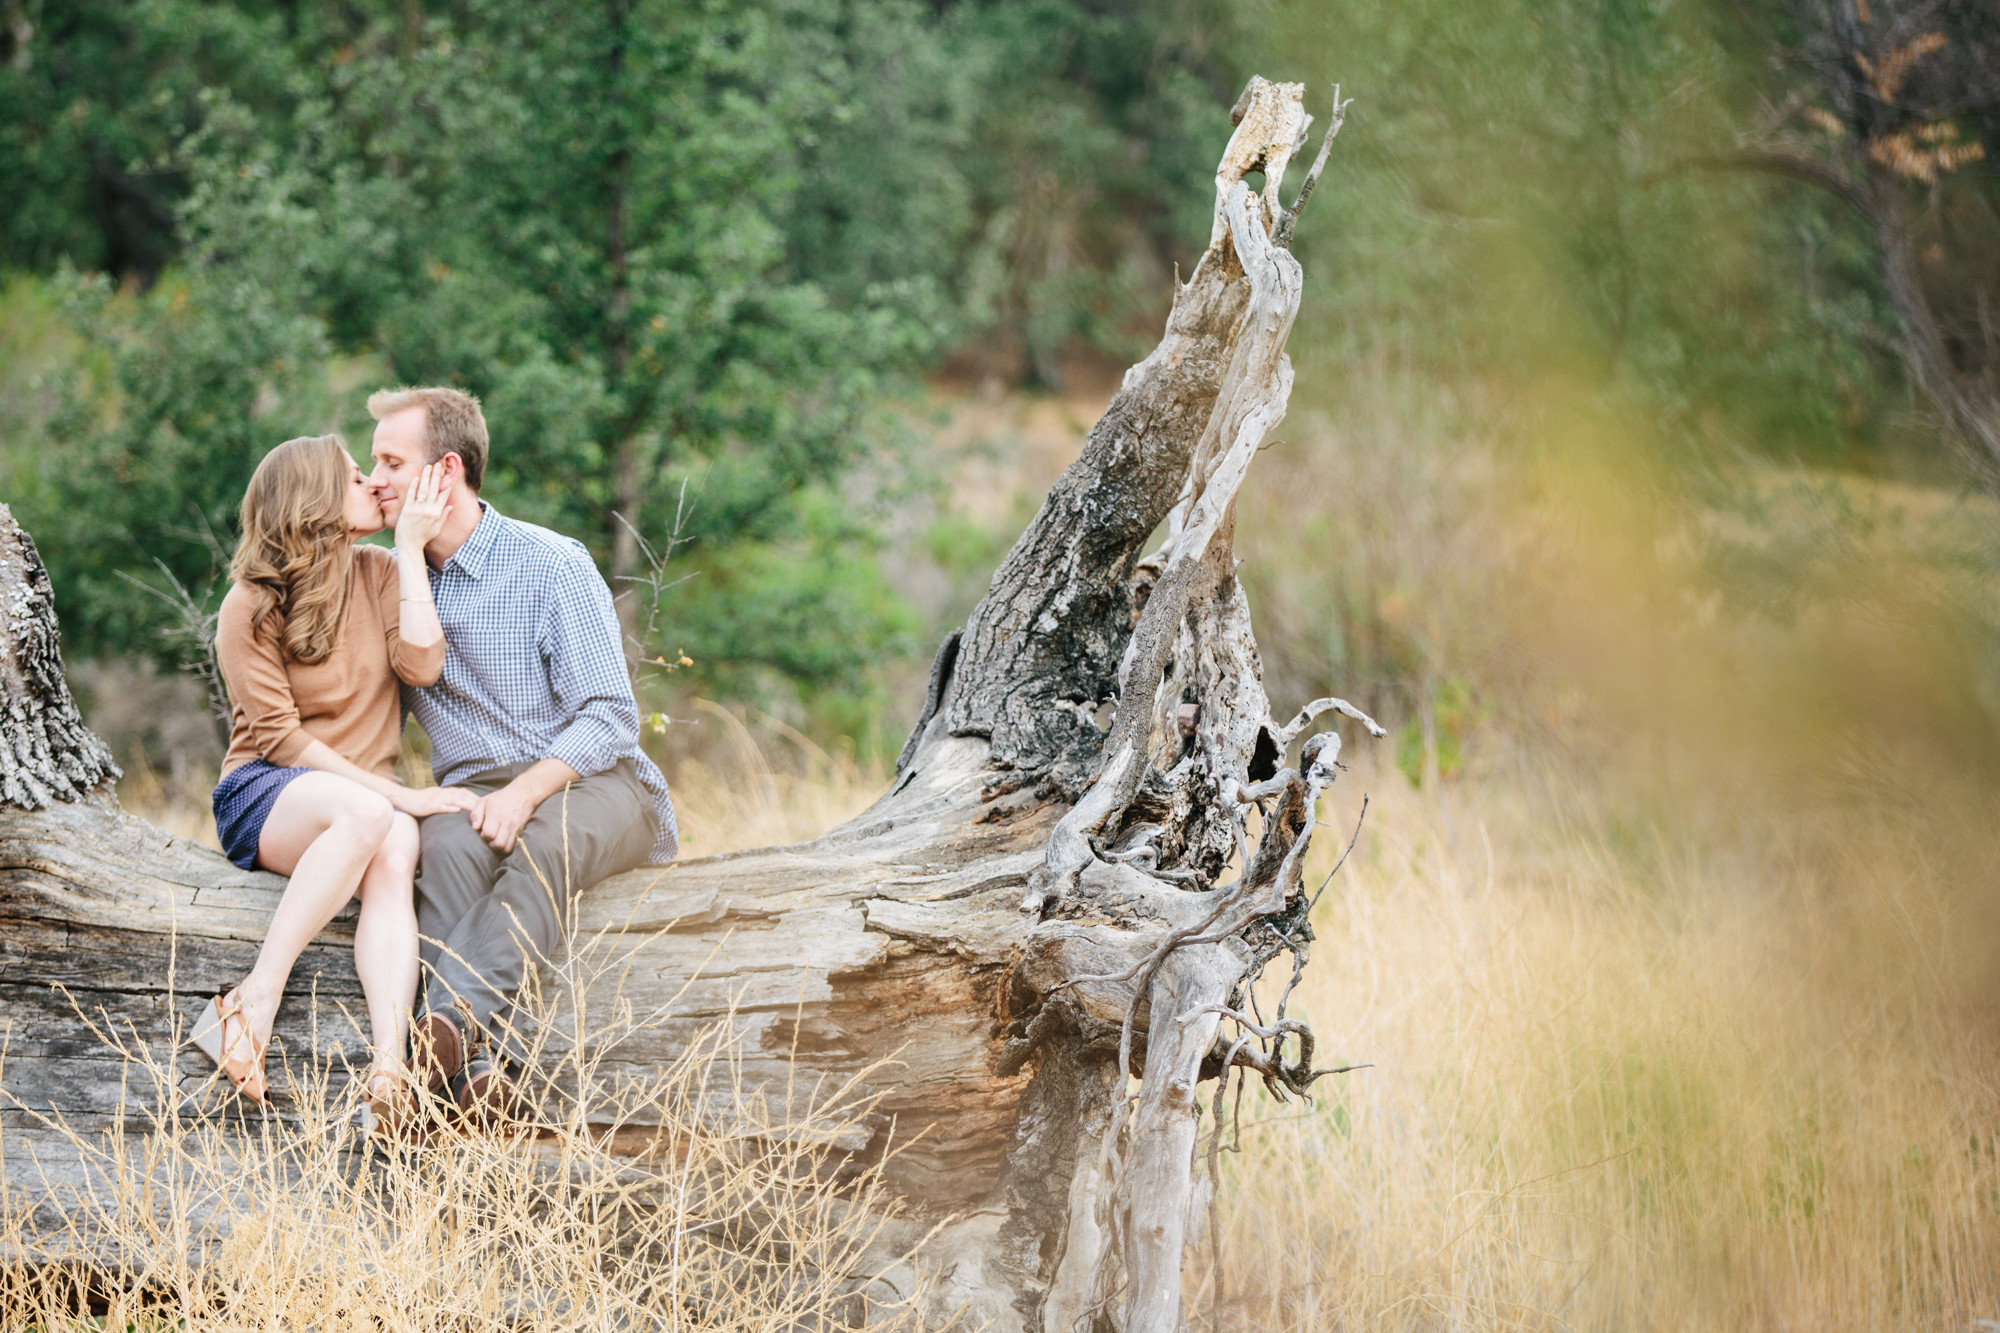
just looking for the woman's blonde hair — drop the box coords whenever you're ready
[229,434,356,665]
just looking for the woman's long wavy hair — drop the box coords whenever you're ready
[229,434,356,665]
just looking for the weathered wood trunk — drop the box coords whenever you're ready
[0,77,1369,1332]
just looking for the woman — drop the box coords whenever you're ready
[191,434,476,1129]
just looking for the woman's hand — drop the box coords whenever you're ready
[393,463,453,554]
[387,784,480,818]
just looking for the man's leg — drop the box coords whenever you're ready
[428,759,656,1049]
[409,768,518,1089]
[413,766,516,1009]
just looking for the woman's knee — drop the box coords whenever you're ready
[334,789,397,848]
[260,773,397,874]
[363,814,420,886]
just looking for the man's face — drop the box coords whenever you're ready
[368,407,430,527]
[342,455,387,537]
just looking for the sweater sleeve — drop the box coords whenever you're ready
[215,587,313,767]
[362,546,446,687]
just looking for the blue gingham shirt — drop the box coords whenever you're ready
[407,502,678,862]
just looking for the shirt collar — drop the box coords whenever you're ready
[440,500,502,580]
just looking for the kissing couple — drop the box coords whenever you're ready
[186,385,679,1136]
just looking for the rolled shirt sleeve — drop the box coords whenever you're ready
[539,549,641,780]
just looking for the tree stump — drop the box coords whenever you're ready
[0,76,1368,1332]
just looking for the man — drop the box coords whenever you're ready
[366,385,678,1120]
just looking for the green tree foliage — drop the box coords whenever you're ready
[936,0,1243,389]
[1743,0,2000,473]
[0,0,1243,700]
[22,94,333,659]
[6,0,964,682]
[243,0,946,603]
[1211,0,1997,735]
[0,0,291,281]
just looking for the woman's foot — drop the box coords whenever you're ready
[362,1062,421,1142]
[188,988,269,1103]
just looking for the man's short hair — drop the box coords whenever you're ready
[366,385,489,492]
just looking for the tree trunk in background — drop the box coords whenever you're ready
[0,77,1370,1332]
[1861,162,2000,469]
[1745,0,2000,477]
[1716,141,2000,478]
[604,0,639,662]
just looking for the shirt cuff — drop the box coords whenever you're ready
[546,725,620,780]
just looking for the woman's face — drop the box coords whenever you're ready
[343,456,387,537]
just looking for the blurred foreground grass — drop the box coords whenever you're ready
[1195,366,2000,1328]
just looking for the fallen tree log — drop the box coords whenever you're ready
[0,75,1370,1332]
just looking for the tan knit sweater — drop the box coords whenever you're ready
[217,544,445,780]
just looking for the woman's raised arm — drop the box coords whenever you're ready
[391,462,452,657]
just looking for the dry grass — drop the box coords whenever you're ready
[0,865,935,1331]
[1194,747,2000,1331]
[86,726,1998,1331]
[661,699,883,855]
[114,747,226,849]
[35,666,2000,1331]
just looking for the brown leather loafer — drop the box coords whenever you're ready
[454,1055,530,1134]
[410,1011,466,1095]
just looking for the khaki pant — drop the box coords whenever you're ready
[415,759,656,1047]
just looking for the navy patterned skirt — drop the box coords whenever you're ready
[212,759,313,870]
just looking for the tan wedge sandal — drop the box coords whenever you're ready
[188,988,269,1104]
[361,1063,421,1143]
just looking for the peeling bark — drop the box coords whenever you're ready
[0,77,1371,1333]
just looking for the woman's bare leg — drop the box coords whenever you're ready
[237,772,396,1051]
[353,812,421,1070]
